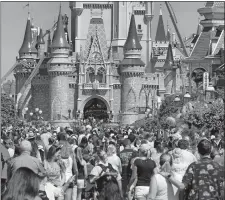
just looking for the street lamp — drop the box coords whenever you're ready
[39,110,42,115]
[174,95,181,107]
[157,96,162,109]
[184,92,191,104]
[68,109,71,119]
[30,112,33,116]
[205,83,215,101]
[35,108,39,112]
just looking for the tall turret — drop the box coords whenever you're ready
[144,2,154,73]
[120,14,145,125]
[155,5,166,43]
[18,13,37,60]
[36,28,45,57]
[47,5,73,122]
[47,32,51,55]
[70,2,83,53]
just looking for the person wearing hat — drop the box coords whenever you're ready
[7,140,45,180]
[127,143,157,200]
[27,131,42,162]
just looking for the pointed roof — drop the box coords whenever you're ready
[37,28,45,44]
[51,6,70,49]
[124,14,142,51]
[19,14,37,54]
[163,43,174,69]
[166,27,171,43]
[155,5,166,42]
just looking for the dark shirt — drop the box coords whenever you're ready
[134,158,156,186]
[119,148,135,179]
[182,157,224,200]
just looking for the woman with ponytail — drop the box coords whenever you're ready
[127,143,157,200]
[148,153,176,200]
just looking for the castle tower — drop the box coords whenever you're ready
[112,2,131,61]
[120,14,145,125]
[47,32,51,55]
[15,13,38,116]
[18,13,38,60]
[155,5,166,43]
[47,6,73,122]
[144,2,154,73]
[152,6,169,72]
[36,28,45,57]
[69,2,83,53]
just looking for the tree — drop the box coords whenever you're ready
[1,93,17,127]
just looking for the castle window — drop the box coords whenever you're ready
[138,24,142,30]
[58,64,60,66]
[153,77,155,80]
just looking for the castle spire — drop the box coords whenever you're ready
[124,14,142,51]
[19,13,37,55]
[166,21,171,43]
[51,4,70,49]
[155,4,166,42]
[163,43,174,69]
[37,28,45,45]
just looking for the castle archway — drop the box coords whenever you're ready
[80,95,110,120]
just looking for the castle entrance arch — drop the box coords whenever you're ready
[83,98,108,120]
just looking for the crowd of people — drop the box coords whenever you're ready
[1,119,224,200]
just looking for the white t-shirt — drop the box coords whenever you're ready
[107,154,122,174]
[153,174,176,200]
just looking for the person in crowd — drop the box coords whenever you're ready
[3,137,14,158]
[127,143,157,200]
[89,150,123,200]
[8,140,45,180]
[2,167,45,200]
[74,136,88,200]
[119,138,135,197]
[160,139,224,200]
[1,142,10,194]
[148,153,176,200]
[128,133,138,151]
[27,131,42,161]
[107,144,122,174]
[44,144,66,200]
[152,139,165,167]
[58,133,78,200]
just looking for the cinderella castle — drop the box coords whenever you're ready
[13,2,223,126]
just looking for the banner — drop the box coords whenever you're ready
[203,72,209,91]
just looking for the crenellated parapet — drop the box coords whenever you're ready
[83,3,113,9]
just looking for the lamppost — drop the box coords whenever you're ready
[28,108,43,122]
[174,95,181,107]
[205,83,215,102]
[183,92,191,104]
[68,109,71,119]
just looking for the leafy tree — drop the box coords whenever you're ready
[1,93,17,127]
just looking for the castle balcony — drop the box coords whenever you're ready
[83,83,109,90]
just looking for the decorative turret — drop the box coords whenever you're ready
[51,6,70,49]
[18,13,37,59]
[120,14,145,125]
[47,32,51,55]
[120,14,145,71]
[47,5,73,122]
[155,5,166,42]
[166,24,171,43]
[163,43,174,70]
[36,28,45,57]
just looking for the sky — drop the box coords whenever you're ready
[1,1,205,79]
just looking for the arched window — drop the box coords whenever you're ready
[96,67,106,83]
[86,67,95,83]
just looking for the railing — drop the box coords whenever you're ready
[83,83,108,90]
